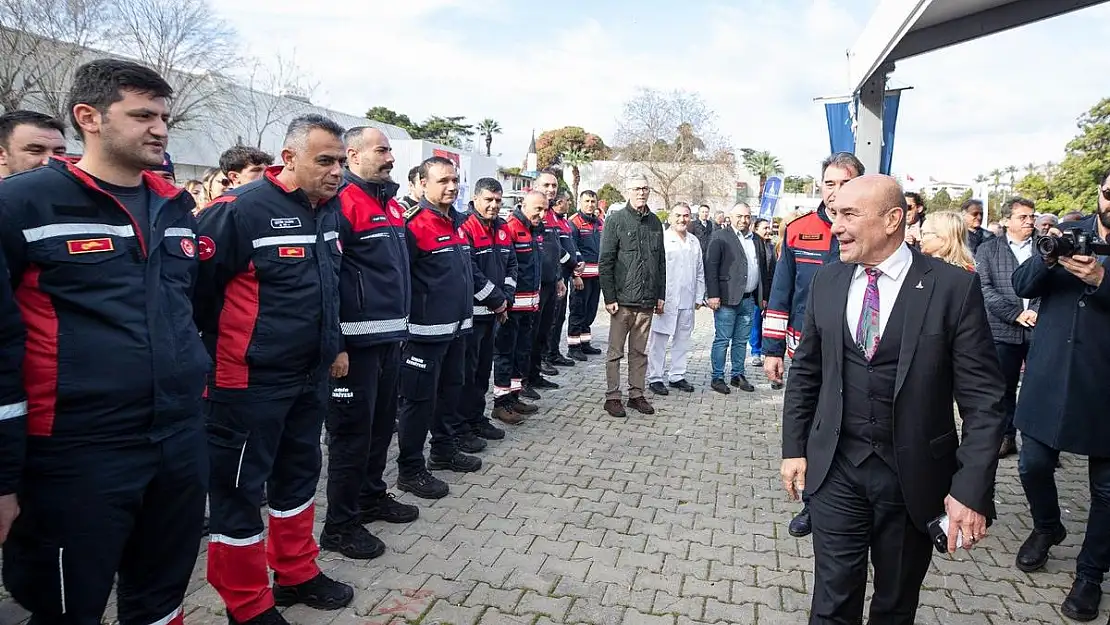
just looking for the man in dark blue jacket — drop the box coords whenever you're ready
[396,156,480,501]
[528,169,573,394]
[196,114,352,624]
[568,190,603,360]
[460,178,517,445]
[0,59,207,625]
[321,127,418,562]
[1011,169,1110,622]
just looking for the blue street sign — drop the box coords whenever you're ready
[759,176,782,219]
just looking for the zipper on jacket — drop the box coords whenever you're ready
[355,269,367,310]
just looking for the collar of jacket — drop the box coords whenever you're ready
[264,165,336,208]
[817,202,832,226]
[343,169,400,200]
[513,207,544,232]
[420,197,465,226]
[469,209,503,229]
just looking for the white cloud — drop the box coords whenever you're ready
[214,0,1110,190]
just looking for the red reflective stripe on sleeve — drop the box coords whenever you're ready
[15,267,58,436]
[215,264,259,389]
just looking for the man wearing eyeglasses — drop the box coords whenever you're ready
[973,197,1038,460]
[1009,169,1110,622]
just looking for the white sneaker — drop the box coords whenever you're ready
[751,356,763,367]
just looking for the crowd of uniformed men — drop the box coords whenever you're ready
[0,59,625,625]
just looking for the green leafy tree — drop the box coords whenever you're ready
[742,151,784,198]
[365,106,419,135]
[783,175,814,194]
[597,183,625,206]
[1049,98,1110,213]
[930,188,953,211]
[417,115,473,148]
[955,188,974,206]
[535,127,609,170]
[560,148,593,205]
[476,118,502,156]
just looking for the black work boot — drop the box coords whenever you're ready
[397,469,449,499]
[428,452,482,473]
[359,492,418,524]
[1016,525,1067,572]
[580,342,602,355]
[458,433,488,453]
[567,346,587,361]
[272,572,354,610]
[475,421,506,439]
[319,524,385,560]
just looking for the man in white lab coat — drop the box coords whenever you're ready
[647,202,706,395]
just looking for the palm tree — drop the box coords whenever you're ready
[1005,165,1019,188]
[1025,162,1038,177]
[476,118,502,157]
[989,168,1002,194]
[743,150,784,198]
[974,174,988,185]
[560,148,593,204]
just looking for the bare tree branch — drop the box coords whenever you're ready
[107,0,239,130]
[220,53,318,149]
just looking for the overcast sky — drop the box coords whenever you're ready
[216,0,1110,184]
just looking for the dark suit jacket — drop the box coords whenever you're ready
[782,249,1006,530]
[974,235,1039,345]
[705,227,769,305]
[689,219,715,254]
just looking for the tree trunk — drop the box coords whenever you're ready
[485,135,492,157]
[759,175,768,200]
[572,167,580,207]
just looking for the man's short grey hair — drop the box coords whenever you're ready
[284,114,345,151]
[671,202,691,214]
[732,202,751,211]
[523,190,547,204]
[624,175,649,190]
[821,152,865,177]
[342,125,386,150]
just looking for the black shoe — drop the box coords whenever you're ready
[568,347,587,361]
[273,572,354,610]
[397,470,449,500]
[320,524,385,560]
[581,343,602,355]
[771,381,784,390]
[788,507,812,538]
[228,607,290,625]
[999,434,1018,458]
[539,362,559,376]
[458,434,487,453]
[475,421,505,440]
[359,492,419,524]
[520,386,541,400]
[548,354,575,366]
[530,376,559,390]
[649,381,669,395]
[711,378,731,394]
[1062,578,1102,621]
[669,379,695,393]
[731,375,755,392]
[428,452,483,473]
[1016,525,1067,572]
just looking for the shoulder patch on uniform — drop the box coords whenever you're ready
[404,206,422,221]
[799,233,823,241]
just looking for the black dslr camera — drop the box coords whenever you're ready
[1036,227,1110,259]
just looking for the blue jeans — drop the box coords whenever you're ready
[711,297,755,380]
[1020,432,1110,583]
[749,306,763,356]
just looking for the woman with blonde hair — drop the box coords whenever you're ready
[920,210,976,271]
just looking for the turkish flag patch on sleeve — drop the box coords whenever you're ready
[278,246,306,258]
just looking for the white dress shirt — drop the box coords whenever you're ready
[664,228,705,310]
[846,242,913,342]
[737,229,760,294]
[1007,234,1034,310]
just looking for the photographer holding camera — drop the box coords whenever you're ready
[1011,167,1110,622]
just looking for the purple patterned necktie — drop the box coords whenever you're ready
[856,268,882,359]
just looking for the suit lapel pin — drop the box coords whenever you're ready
[914,281,924,289]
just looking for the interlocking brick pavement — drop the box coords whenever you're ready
[0,309,1097,623]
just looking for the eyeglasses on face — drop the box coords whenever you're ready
[1101,187,1110,201]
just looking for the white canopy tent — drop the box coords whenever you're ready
[845,0,1108,173]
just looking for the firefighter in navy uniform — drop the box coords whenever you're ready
[320,127,419,562]
[528,170,575,394]
[762,151,862,541]
[395,156,480,501]
[544,192,583,366]
[568,190,604,360]
[0,60,208,625]
[195,115,352,625]
[491,191,547,423]
[459,178,517,445]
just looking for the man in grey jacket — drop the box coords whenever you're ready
[598,175,665,418]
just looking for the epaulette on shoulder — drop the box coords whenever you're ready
[403,205,423,221]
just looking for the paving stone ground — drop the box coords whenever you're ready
[0,309,1095,624]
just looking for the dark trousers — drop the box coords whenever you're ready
[3,428,206,625]
[995,341,1028,438]
[463,317,498,430]
[493,311,535,407]
[530,281,558,378]
[397,337,466,475]
[1019,432,1110,583]
[546,279,570,358]
[206,385,327,622]
[324,342,400,532]
[568,276,601,345]
[809,454,933,624]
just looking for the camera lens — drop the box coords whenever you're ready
[1036,236,1057,256]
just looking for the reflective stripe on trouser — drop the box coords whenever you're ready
[2,426,206,625]
[324,342,401,531]
[462,317,498,429]
[492,311,535,406]
[206,389,326,622]
[396,337,467,475]
[567,277,601,344]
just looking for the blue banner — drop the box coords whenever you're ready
[759,176,782,219]
[823,91,902,175]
